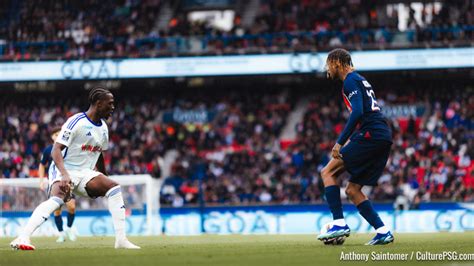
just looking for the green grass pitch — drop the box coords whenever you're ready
[1,233,473,266]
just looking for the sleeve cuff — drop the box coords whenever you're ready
[55,140,69,147]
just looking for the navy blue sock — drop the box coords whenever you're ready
[54,215,63,232]
[67,212,75,228]
[325,185,344,220]
[357,200,384,229]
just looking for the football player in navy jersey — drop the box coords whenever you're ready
[39,127,77,243]
[317,48,394,245]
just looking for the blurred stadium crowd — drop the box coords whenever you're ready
[1,0,472,59]
[1,82,472,209]
[0,0,472,210]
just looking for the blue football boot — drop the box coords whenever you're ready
[317,224,351,241]
[365,231,394,245]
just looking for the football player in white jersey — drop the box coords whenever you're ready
[11,87,140,250]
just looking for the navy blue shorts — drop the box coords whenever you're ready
[340,139,392,186]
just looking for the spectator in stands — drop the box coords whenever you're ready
[1,0,472,59]
[4,83,472,208]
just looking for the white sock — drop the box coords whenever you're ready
[376,225,389,234]
[106,185,126,241]
[21,197,63,237]
[332,219,346,227]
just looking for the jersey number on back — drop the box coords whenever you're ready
[362,80,380,111]
[366,89,380,111]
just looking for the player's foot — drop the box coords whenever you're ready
[10,236,35,251]
[115,238,141,249]
[366,231,394,245]
[65,227,77,241]
[317,224,351,241]
[56,232,66,243]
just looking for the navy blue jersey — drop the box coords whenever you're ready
[337,72,392,145]
[40,145,53,170]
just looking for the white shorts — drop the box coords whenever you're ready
[49,165,102,197]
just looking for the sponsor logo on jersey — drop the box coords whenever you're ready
[86,132,92,136]
[347,90,358,99]
[81,144,102,152]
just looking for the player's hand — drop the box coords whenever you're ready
[61,174,74,196]
[62,173,72,185]
[331,143,342,159]
[60,174,73,200]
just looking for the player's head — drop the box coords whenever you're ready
[326,48,353,80]
[50,127,61,141]
[88,86,115,120]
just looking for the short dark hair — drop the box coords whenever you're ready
[88,86,111,105]
[51,127,61,135]
[327,48,353,67]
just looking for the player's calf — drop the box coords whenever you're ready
[84,175,140,248]
[320,158,345,186]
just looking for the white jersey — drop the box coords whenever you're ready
[52,112,109,171]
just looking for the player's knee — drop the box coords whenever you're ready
[345,187,356,200]
[105,184,122,199]
[345,185,363,201]
[105,181,120,194]
[50,182,70,202]
[109,180,119,188]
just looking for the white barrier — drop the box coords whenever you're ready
[0,48,472,81]
[1,208,473,237]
